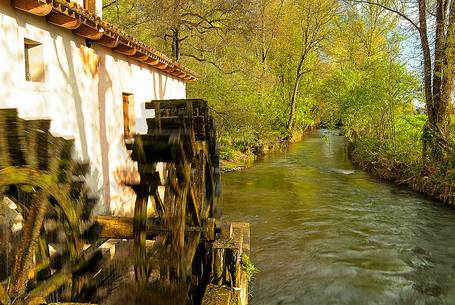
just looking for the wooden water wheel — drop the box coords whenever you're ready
[0,109,104,305]
[0,99,223,305]
[124,99,221,304]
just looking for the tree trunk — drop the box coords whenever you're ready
[286,74,302,138]
[286,50,307,139]
[172,28,180,60]
[357,0,454,161]
[419,0,454,161]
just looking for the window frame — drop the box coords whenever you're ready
[23,38,46,83]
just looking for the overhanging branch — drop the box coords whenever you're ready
[351,0,420,31]
[182,53,241,75]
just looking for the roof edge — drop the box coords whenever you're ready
[11,0,199,81]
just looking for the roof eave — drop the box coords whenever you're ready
[11,0,199,81]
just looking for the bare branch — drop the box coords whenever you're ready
[351,0,420,31]
[181,53,241,75]
[103,0,117,10]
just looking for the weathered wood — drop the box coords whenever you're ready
[145,99,210,141]
[9,192,49,295]
[73,24,104,40]
[211,222,249,291]
[213,248,225,286]
[204,218,216,241]
[133,185,148,284]
[226,247,242,288]
[26,270,72,303]
[189,187,202,227]
[125,99,227,302]
[201,285,232,305]
[47,303,99,305]
[0,284,10,305]
[12,0,53,16]
[127,134,193,163]
[95,215,210,239]
[95,215,134,239]
[46,11,81,29]
[145,99,208,111]
[0,110,105,304]
[0,167,79,234]
[220,223,233,240]
[236,222,250,257]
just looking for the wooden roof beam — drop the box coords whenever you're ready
[12,0,52,16]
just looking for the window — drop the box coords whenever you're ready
[122,93,135,138]
[24,39,45,82]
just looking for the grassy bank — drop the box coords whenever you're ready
[349,115,455,205]
[219,137,289,171]
[219,129,309,171]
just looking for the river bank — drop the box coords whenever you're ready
[220,131,455,305]
[220,140,289,172]
[221,127,454,206]
[349,140,455,206]
[220,130,309,172]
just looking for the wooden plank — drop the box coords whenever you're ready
[9,192,49,295]
[188,187,201,227]
[201,285,232,305]
[95,216,134,239]
[145,99,207,110]
[95,216,206,239]
[127,134,192,163]
[235,223,250,257]
[133,185,148,284]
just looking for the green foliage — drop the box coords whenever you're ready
[103,0,453,168]
[319,59,419,142]
[240,254,259,279]
[351,115,425,171]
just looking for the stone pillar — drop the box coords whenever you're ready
[202,222,251,305]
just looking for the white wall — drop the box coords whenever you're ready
[0,3,187,216]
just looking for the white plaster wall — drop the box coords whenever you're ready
[72,0,102,18]
[0,3,187,216]
[95,0,102,18]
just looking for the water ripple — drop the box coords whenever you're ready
[221,131,455,305]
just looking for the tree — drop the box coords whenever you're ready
[104,0,253,61]
[354,0,455,161]
[285,0,338,138]
[252,0,285,67]
[320,59,418,141]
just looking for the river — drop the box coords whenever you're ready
[220,130,455,305]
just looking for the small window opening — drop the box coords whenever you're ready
[122,93,135,138]
[24,38,45,82]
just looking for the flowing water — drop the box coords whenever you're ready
[220,130,455,305]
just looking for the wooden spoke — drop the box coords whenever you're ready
[133,185,149,284]
[9,192,49,295]
[0,110,103,304]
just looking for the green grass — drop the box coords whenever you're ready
[350,113,455,204]
[240,254,259,279]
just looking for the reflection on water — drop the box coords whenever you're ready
[221,130,455,305]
